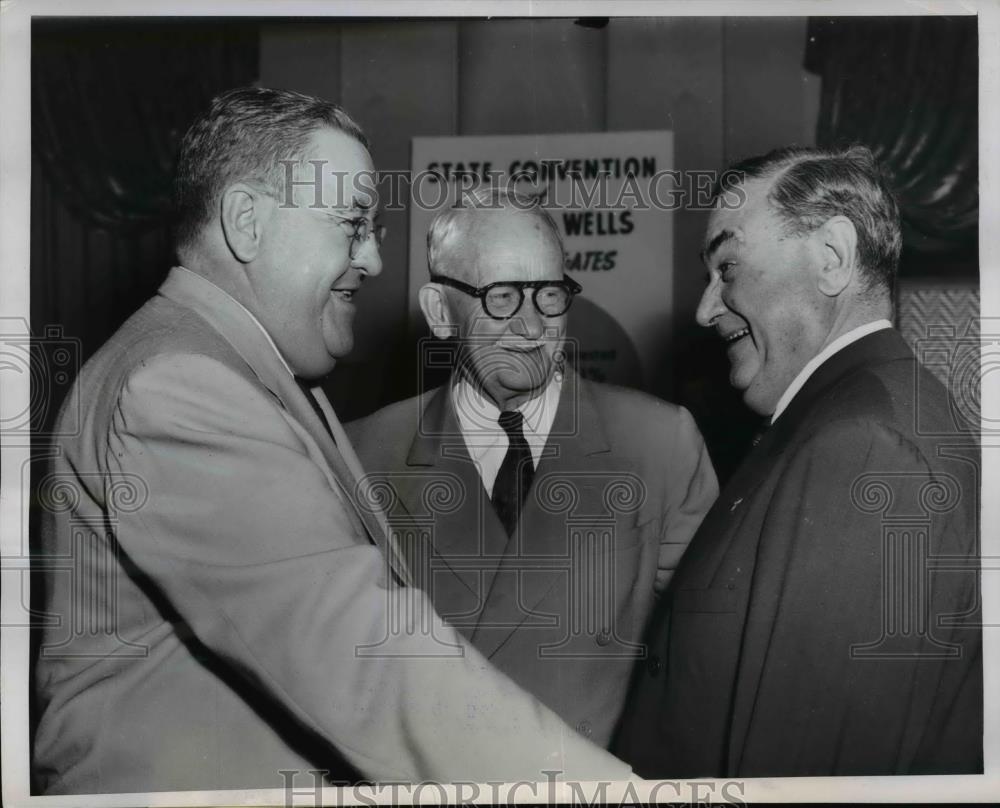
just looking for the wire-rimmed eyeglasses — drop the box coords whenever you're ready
[259,185,387,260]
[331,214,387,259]
[431,274,583,320]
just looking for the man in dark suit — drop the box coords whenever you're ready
[32,87,631,794]
[348,188,718,747]
[613,145,982,777]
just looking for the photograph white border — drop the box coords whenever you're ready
[2,0,997,803]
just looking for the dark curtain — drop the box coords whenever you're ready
[803,15,979,460]
[33,19,259,231]
[31,19,259,432]
[29,21,258,765]
[804,16,978,272]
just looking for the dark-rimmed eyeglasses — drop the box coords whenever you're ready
[431,274,583,320]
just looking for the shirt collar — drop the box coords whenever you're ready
[771,319,893,424]
[452,372,563,445]
[174,266,296,380]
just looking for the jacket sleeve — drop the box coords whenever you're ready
[104,353,632,783]
[654,406,719,594]
[731,417,980,776]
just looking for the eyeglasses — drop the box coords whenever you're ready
[262,186,388,260]
[332,214,387,259]
[430,274,583,320]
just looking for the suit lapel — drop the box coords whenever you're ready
[682,332,914,592]
[723,329,915,773]
[400,385,507,627]
[407,385,511,559]
[158,267,411,586]
[762,329,913,457]
[309,386,413,586]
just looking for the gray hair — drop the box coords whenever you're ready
[716,145,901,295]
[173,86,368,250]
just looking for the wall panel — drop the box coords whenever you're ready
[259,22,341,100]
[339,21,458,373]
[607,17,724,398]
[458,19,606,134]
[723,17,818,164]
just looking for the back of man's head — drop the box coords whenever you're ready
[717,145,902,299]
[172,86,368,253]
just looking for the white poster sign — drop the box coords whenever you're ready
[408,131,674,391]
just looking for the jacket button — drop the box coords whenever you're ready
[576,720,592,738]
[596,631,611,646]
[647,654,662,676]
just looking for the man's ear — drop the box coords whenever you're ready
[814,215,858,297]
[220,184,269,263]
[419,284,457,339]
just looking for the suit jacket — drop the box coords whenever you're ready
[346,370,718,746]
[32,267,631,795]
[613,329,982,777]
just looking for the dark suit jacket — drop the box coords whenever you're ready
[32,268,631,794]
[613,329,982,777]
[347,370,718,745]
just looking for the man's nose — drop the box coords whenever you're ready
[509,297,545,340]
[352,235,383,278]
[696,278,726,328]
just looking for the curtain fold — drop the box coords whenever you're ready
[805,16,977,256]
[30,21,259,434]
[32,20,259,232]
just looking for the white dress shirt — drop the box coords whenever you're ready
[452,373,563,497]
[771,319,893,424]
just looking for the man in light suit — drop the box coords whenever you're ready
[613,145,982,776]
[32,87,632,795]
[347,188,718,747]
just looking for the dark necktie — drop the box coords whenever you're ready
[295,378,335,441]
[491,410,535,536]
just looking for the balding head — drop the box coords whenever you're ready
[427,188,565,285]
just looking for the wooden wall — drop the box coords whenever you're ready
[260,17,820,416]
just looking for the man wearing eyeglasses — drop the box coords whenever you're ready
[347,188,718,748]
[33,88,633,795]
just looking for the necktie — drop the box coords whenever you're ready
[295,378,335,441]
[491,410,535,536]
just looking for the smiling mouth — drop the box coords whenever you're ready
[723,327,750,346]
[331,289,357,301]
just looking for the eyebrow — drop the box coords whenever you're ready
[700,228,738,265]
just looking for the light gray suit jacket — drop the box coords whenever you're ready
[32,267,630,794]
[347,371,718,746]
